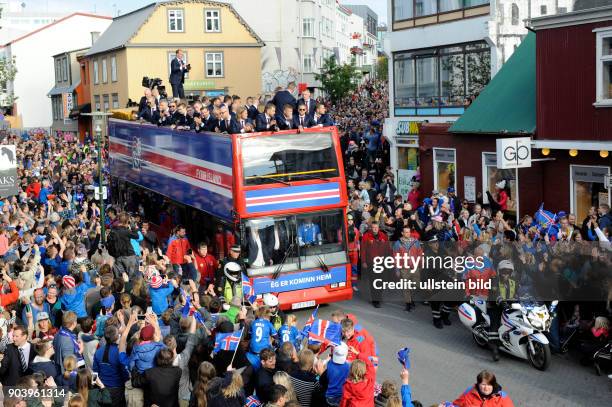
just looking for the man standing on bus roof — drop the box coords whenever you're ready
[298,218,322,246]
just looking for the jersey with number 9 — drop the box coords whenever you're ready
[250,318,277,354]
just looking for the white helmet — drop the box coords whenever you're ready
[263,293,279,307]
[223,262,242,282]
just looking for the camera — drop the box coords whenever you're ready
[185,63,191,71]
[142,76,168,99]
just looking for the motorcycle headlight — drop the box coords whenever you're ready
[528,312,544,329]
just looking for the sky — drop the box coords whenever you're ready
[21,0,388,23]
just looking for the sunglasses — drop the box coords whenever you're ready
[298,108,306,111]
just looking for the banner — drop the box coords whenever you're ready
[62,93,74,119]
[0,145,19,198]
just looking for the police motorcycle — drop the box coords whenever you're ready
[458,296,558,370]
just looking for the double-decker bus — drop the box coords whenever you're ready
[108,119,352,310]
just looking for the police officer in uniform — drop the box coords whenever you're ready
[216,244,247,302]
[425,237,454,329]
[487,260,505,362]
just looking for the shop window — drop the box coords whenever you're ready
[595,28,612,106]
[482,153,517,213]
[571,165,611,221]
[433,148,456,194]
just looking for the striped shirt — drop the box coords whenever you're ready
[290,369,320,407]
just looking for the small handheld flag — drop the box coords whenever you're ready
[397,347,411,369]
[193,310,205,326]
[214,329,243,353]
[308,319,341,347]
[180,289,191,317]
[242,273,256,303]
[244,395,262,407]
[301,305,319,337]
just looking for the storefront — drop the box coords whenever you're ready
[384,117,422,198]
[570,165,610,220]
[183,79,228,101]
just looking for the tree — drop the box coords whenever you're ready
[0,56,18,106]
[376,55,388,81]
[315,56,361,103]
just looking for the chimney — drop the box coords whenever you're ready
[91,32,100,46]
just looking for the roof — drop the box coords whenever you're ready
[52,47,90,58]
[47,82,80,96]
[86,3,157,57]
[529,5,612,30]
[1,13,112,48]
[449,31,536,135]
[86,1,264,57]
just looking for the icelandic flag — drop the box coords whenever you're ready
[242,273,256,303]
[308,319,341,346]
[301,305,319,337]
[397,347,411,369]
[244,395,262,407]
[214,329,243,353]
[534,203,558,237]
[180,288,191,317]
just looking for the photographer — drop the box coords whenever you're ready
[169,49,190,99]
[76,367,112,407]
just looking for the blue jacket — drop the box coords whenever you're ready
[401,384,414,407]
[129,341,165,373]
[130,231,144,257]
[93,343,130,387]
[42,255,62,275]
[149,284,175,315]
[60,273,95,318]
[324,360,350,398]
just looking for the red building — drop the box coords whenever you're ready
[418,6,611,222]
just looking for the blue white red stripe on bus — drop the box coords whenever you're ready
[244,183,341,214]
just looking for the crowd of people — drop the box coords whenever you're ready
[0,74,609,407]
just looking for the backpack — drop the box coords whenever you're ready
[105,230,119,258]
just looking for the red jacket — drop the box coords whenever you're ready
[26,182,41,199]
[345,326,376,364]
[361,230,388,243]
[194,253,218,285]
[339,353,376,407]
[453,386,515,407]
[166,237,191,265]
[0,281,19,307]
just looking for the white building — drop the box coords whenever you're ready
[221,0,373,93]
[344,4,379,76]
[0,13,112,128]
[385,0,573,196]
[0,0,66,44]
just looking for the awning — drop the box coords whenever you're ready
[47,82,79,96]
[69,103,91,119]
[449,32,536,135]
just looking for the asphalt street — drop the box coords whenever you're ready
[293,292,612,407]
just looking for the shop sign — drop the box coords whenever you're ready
[572,166,609,183]
[397,169,417,199]
[396,121,421,135]
[496,137,531,169]
[464,176,476,202]
[183,79,216,91]
[62,93,73,119]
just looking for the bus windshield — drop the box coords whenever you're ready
[241,132,340,186]
[242,209,347,277]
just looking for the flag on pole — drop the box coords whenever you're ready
[308,319,341,346]
[397,347,411,369]
[242,273,256,303]
[214,329,243,353]
[301,305,319,337]
[193,310,205,325]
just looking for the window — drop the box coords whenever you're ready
[112,93,119,109]
[111,56,117,82]
[242,210,347,277]
[433,148,456,194]
[103,94,109,111]
[595,28,612,106]
[205,9,221,32]
[511,3,519,25]
[303,18,314,37]
[393,41,491,115]
[415,0,437,17]
[52,96,62,120]
[94,95,100,111]
[570,165,611,221]
[540,5,547,15]
[55,59,61,82]
[168,51,189,79]
[62,57,68,81]
[93,60,99,84]
[558,7,567,14]
[482,153,517,213]
[303,54,314,73]
[205,52,223,77]
[168,9,184,32]
[241,132,339,186]
[102,59,108,83]
[439,0,462,13]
